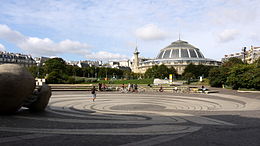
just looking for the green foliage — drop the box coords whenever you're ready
[46,71,67,84]
[44,58,67,74]
[222,57,244,67]
[227,64,260,89]
[144,64,177,79]
[27,66,45,78]
[208,62,260,90]
[183,72,195,84]
[27,57,129,84]
[253,57,260,68]
[96,67,124,79]
[66,76,76,84]
[182,63,214,78]
[208,67,229,87]
[123,71,143,80]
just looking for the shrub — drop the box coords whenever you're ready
[208,67,229,87]
[46,71,65,84]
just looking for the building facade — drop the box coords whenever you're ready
[0,51,36,67]
[132,40,221,74]
[222,46,260,64]
[66,60,102,68]
[34,56,50,66]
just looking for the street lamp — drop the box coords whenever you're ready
[242,47,247,63]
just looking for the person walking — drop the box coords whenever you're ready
[91,86,97,102]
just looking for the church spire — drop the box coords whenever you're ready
[134,46,139,54]
[134,39,139,54]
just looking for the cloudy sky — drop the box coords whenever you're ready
[0,0,260,61]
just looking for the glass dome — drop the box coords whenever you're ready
[156,40,205,59]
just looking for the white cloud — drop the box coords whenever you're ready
[135,24,168,41]
[0,24,90,56]
[0,24,129,60]
[218,29,239,42]
[0,43,6,51]
[0,24,25,43]
[85,51,129,61]
[18,37,91,56]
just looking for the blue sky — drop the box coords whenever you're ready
[0,0,260,61]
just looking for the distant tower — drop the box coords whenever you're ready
[133,46,140,70]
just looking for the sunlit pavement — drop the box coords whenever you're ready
[1,91,260,146]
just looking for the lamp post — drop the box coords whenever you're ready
[242,47,246,63]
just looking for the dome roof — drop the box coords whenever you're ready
[156,40,205,59]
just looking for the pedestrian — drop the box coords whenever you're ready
[91,86,97,102]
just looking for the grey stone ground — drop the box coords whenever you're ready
[0,88,260,146]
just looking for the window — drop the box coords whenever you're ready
[157,51,164,59]
[189,49,197,58]
[163,50,171,58]
[171,49,179,58]
[181,49,189,58]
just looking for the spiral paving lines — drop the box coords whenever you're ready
[1,92,260,145]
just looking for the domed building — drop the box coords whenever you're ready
[132,39,221,74]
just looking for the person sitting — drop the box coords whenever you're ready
[102,83,107,91]
[127,83,131,92]
[159,85,164,92]
[201,85,208,93]
[134,84,138,92]
[98,83,102,91]
[173,86,178,93]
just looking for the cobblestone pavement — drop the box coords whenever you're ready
[1,90,260,146]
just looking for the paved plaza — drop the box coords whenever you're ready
[1,90,260,146]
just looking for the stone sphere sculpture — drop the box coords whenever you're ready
[0,64,35,114]
[26,84,52,112]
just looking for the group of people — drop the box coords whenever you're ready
[98,83,108,91]
[90,83,140,102]
[121,83,138,92]
[90,84,209,102]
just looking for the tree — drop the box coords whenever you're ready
[144,64,177,79]
[183,72,195,84]
[208,67,229,87]
[158,64,170,79]
[27,66,45,78]
[44,58,67,74]
[222,57,244,67]
[182,63,214,78]
[46,71,67,84]
[253,57,260,68]
[227,64,260,89]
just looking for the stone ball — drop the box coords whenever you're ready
[0,64,35,114]
[27,85,51,112]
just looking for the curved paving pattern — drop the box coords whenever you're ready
[1,92,260,145]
